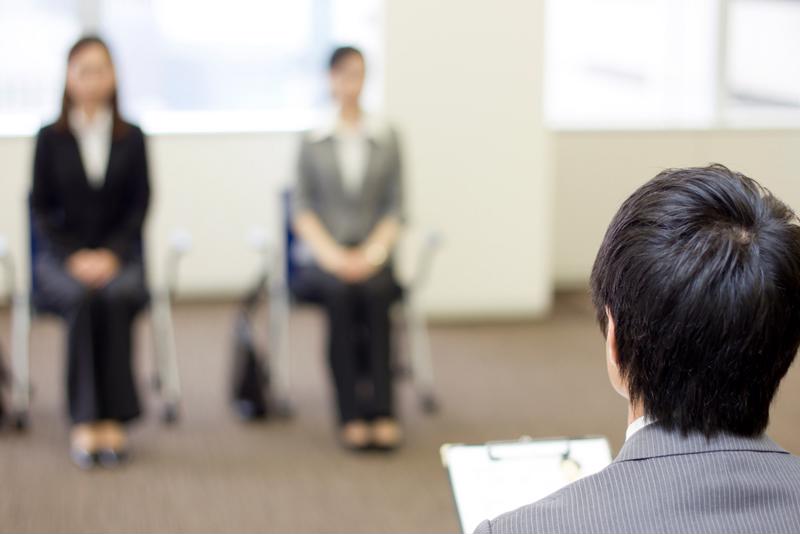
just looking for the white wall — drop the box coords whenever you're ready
[385,0,553,318]
[145,132,294,293]
[0,137,33,296]
[0,0,554,319]
[553,129,800,288]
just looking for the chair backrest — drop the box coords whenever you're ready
[28,194,42,297]
[281,188,314,288]
[282,189,297,287]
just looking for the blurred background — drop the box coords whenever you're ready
[0,0,799,532]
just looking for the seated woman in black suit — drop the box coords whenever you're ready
[292,47,404,451]
[32,36,150,469]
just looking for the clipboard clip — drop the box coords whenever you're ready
[485,436,582,479]
[485,435,535,461]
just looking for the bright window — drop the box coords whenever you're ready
[0,0,384,135]
[726,0,800,126]
[545,0,800,129]
[0,0,82,135]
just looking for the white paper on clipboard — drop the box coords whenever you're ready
[441,435,613,534]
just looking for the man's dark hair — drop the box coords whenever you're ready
[591,164,800,437]
[329,46,363,70]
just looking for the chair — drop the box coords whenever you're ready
[0,235,15,427]
[0,199,190,430]
[256,190,442,417]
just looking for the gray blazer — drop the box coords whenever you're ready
[293,123,403,246]
[475,424,800,533]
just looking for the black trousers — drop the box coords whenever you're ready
[35,252,148,424]
[291,265,402,424]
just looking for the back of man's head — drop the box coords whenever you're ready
[591,164,800,437]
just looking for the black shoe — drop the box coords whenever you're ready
[70,447,97,470]
[96,448,129,468]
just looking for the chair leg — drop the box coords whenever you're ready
[403,296,440,414]
[0,346,7,428]
[268,282,293,419]
[161,401,179,424]
[10,292,31,430]
[150,292,181,425]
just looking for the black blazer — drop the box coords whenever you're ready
[31,121,150,262]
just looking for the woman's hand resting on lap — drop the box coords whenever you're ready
[67,248,120,288]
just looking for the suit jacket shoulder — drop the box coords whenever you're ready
[477,425,800,534]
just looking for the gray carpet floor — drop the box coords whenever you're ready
[0,292,798,532]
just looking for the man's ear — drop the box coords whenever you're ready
[605,307,627,399]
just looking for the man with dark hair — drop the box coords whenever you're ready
[476,165,800,533]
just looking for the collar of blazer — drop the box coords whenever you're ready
[614,423,788,463]
[307,108,392,145]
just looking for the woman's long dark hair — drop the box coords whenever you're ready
[54,36,128,139]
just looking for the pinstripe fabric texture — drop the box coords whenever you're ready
[474,424,800,533]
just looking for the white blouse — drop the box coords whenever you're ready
[335,123,370,195]
[69,107,113,187]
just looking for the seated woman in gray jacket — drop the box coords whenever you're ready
[291,47,404,451]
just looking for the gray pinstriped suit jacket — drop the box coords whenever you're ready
[475,424,800,533]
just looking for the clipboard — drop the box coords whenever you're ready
[441,435,612,534]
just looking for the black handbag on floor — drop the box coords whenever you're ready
[231,275,271,420]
